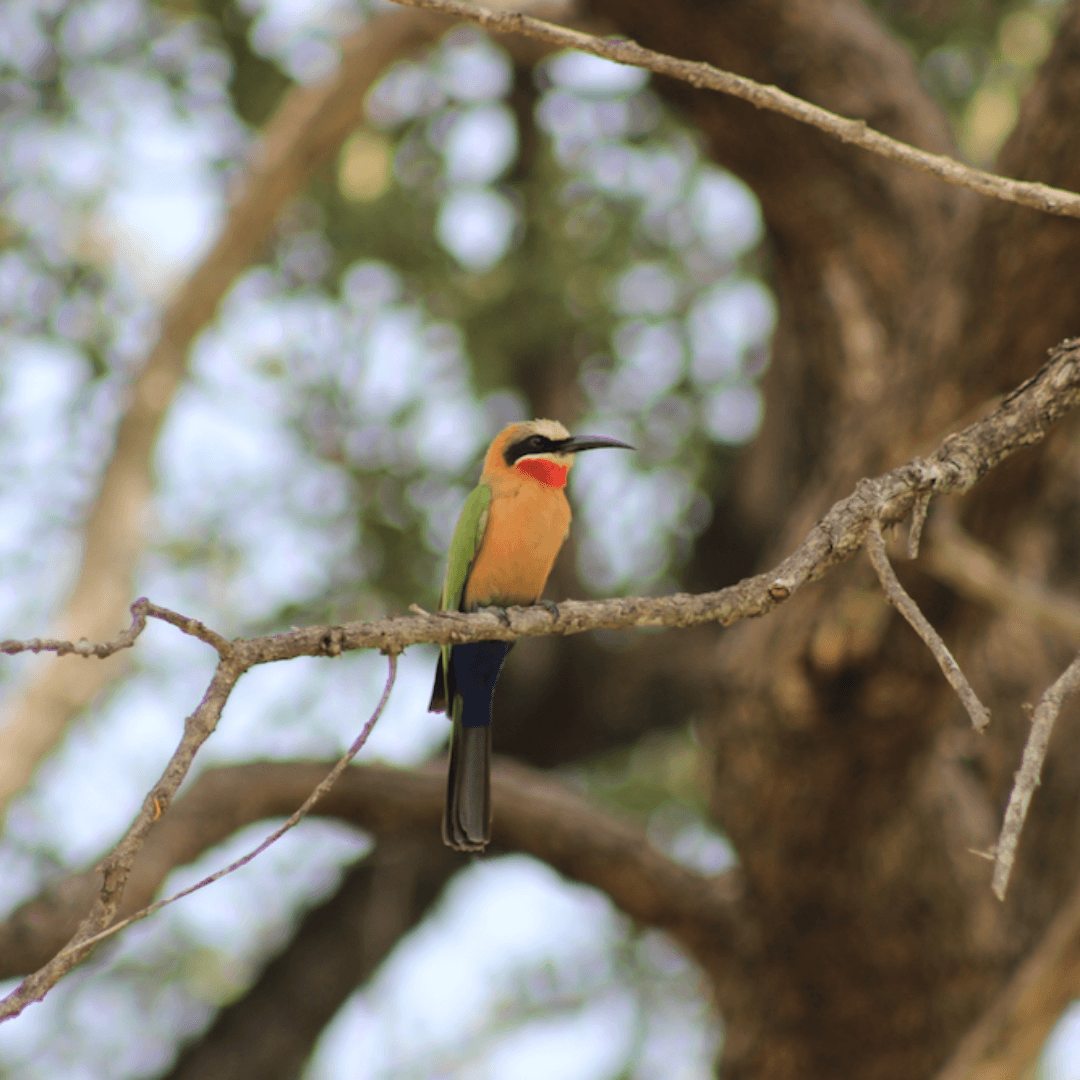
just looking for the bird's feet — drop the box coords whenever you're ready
[537,599,560,621]
[485,605,512,627]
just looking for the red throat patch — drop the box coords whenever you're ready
[516,458,569,488]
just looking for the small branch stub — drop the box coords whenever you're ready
[908,489,932,559]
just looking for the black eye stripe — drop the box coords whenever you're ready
[504,434,560,465]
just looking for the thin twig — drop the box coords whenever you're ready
[385,0,1080,220]
[49,653,399,961]
[1,339,1080,1018]
[0,599,150,659]
[866,519,990,732]
[992,654,1080,901]
[139,601,234,654]
[0,599,233,663]
[4,340,1080,673]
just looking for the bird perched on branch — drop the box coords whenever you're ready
[429,419,633,851]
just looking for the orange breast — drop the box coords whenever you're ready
[463,475,571,609]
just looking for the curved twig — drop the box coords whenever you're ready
[50,653,399,961]
[1,339,1080,1019]
[386,0,1080,219]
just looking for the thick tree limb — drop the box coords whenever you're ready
[0,761,741,983]
[386,0,1080,220]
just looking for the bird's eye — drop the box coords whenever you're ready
[530,436,544,447]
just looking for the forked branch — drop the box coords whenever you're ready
[2,339,1080,1018]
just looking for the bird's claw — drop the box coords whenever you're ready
[487,605,512,627]
[538,599,560,621]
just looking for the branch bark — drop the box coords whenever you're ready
[386,0,1080,219]
[0,0,579,820]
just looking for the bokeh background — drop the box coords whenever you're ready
[1,0,1079,1076]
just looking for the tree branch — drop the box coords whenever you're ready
[0,640,397,1022]
[919,515,1080,899]
[991,654,1080,901]
[16,340,1078,664]
[0,761,742,984]
[2,338,1080,1018]
[386,0,1080,220]
[865,519,990,731]
[50,655,398,963]
[0,0,578,819]
[0,653,246,1022]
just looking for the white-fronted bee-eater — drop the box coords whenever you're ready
[429,419,634,851]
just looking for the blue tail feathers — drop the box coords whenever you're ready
[452,641,513,728]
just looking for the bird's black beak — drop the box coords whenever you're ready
[557,435,635,454]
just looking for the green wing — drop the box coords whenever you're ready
[429,482,491,715]
[441,482,492,613]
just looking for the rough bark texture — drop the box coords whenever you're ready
[157,2,1080,1076]
[8,0,1080,1075]
[558,0,1080,1077]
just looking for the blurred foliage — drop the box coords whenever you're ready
[9,0,1017,1075]
[3,0,1078,1074]
[870,0,1067,162]
[193,0,290,126]
[0,2,760,1074]
[194,17,777,625]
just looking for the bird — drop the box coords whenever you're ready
[429,418,634,851]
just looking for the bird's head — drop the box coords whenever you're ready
[485,419,634,488]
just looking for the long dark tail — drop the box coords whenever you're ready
[441,640,512,851]
[443,724,491,850]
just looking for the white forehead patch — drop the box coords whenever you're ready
[522,418,570,441]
